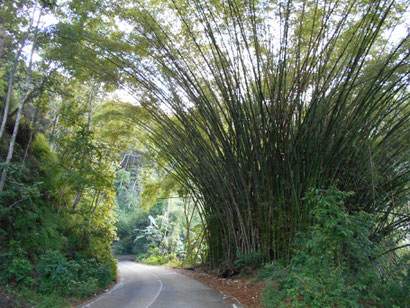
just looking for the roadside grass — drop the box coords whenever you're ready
[18,288,69,308]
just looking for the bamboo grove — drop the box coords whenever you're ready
[55,0,410,266]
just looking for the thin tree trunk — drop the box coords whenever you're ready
[87,86,94,128]
[58,185,66,214]
[0,25,8,65]
[183,197,195,263]
[91,191,104,218]
[0,8,42,195]
[0,3,37,141]
[132,176,138,191]
[0,36,29,141]
[72,188,83,210]
[20,105,39,171]
[49,113,59,151]
[72,84,96,209]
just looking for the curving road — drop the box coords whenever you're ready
[80,261,239,308]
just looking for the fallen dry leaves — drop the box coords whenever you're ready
[172,267,265,308]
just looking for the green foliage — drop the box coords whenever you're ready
[374,254,410,307]
[115,192,191,267]
[0,243,116,299]
[32,133,58,167]
[17,288,69,308]
[12,204,65,256]
[0,162,43,207]
[85,0,410,267]
[139,212,184,257]
[114,207,149,254]
[8,258,34,286]
[234,251,263,273]
[137,254,166,265]
[38,251,79,296]
[38,251,115,298]
[136,243,179,266]
[260,187,409,307]
[140,169,179,211]
[140,181,161,210]
[0,252,35,287]
[1,78,118,306]
[2,2,408,307]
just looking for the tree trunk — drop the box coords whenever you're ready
[0,2,38,141]
[0,25,8,65]
[72,188,83,210]
[71,84,97,209]
[91,191,105,218]
[20,105,40,171]
[183,197,192,263]
[58,185,66,214]
[49,113,59,151]
[0,36,28,141]
[0,8,42,195]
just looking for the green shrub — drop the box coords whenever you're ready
[261,187,409,307]
[0,243,35,287]
[38,251,78,296]
[137,251,179,266]
[8,257,34,286]
[37,251,116,297]
[0,256,35,287]
[69,278,100,298]
[77,258,116,288]
[374,254,410,307]
[18,288,69,308]
[235,251,263,272]
[32,133,58,166]
[142,254,166,265]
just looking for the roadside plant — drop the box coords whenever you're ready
[38,251,115,297]
[261,187,409,307]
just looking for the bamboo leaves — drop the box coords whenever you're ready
[53,0,409,266]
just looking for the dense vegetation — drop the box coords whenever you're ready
[1,0,409,307]
[113,154,205,266]
[0,2,119,304]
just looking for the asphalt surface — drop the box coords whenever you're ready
[80,261,239,308]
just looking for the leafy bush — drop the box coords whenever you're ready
[18,288,69,308]
[0,242,35,287]
[138,253,179,265]
[140,254,166,265]
[38,251,79,296]
[38,251,116,298]
[374,254,410,307]
[235,251,263,272]
[0,256,35,287]
[8,257,34,286]
[136,242,180,266]
[261,187,409,307]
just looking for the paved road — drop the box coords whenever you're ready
[80,261,239,308]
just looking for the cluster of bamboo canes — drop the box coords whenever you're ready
[67,0,409,265]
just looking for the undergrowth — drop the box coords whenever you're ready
[0,133,117,307]
[260,187,409,308]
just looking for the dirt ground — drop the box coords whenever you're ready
[172,267,265,308]
[0,286,30,308]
